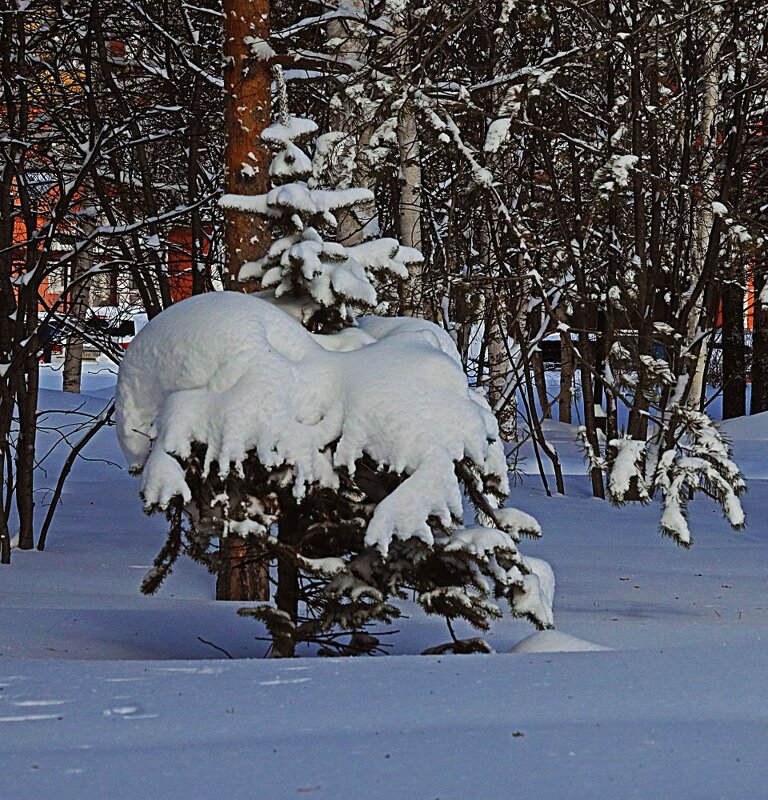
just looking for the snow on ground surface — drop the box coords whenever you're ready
[2,363,767,799]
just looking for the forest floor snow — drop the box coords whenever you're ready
[1,363,767,799]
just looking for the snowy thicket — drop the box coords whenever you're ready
[117,115,553,656]
[604,408,745,547]
[277,0,761,546]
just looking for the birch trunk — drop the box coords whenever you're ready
[486,288,517,442]
[397,103,423,315]
[327,2,377,246]
[63,217,94,394]
[686,22,723,408]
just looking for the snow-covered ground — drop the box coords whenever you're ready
[2,363,767,799]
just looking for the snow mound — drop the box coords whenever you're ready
[510,630,612,654]
[720,411,768,441]
[116,292,512,557]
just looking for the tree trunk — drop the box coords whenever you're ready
[0,380,12,563]
[751,276,768,414]
[486,293,515,440]
[721,278,746,419]
[577,320,605,499]
[15,330,39,551]
[327,2,377,247]
[222,0,271,289]
[63,218,94,394]
[0,507,9,564]
[531,348,549,420]
[216,536,270,601]
[62,335,85,394]
[216,0,272,599]
[559,333,573,424]
[397,103,423,315]
[0,93,16,563]
[686,20,723,408]
[273,502,301,658]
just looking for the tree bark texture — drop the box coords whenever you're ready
[216,536,270,601]
[326,4,379,250]
[273,502,301,658]
[559,333,573,424]
[396,104,423,315]
[63,219,94,394]
[486,289,517,441]
[686,19,723,409]
[14,320,39,550]
[216,0,272,599]
[721,279,746,419]
[751,277,768,415]
[223,0,271,289]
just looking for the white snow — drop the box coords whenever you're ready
[484,117,512,153]
[4,361,768,800]
[608,436,649,502]
[597,153,639,192]
[219,185,372,217]
[509,630,611,653]
[244,35,276,62]
[260,116,318,146]
[245,229,416,310]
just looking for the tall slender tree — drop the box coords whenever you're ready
[216,0,273,600]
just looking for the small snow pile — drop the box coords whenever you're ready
[116,291,554,644]
[510,630,611,654]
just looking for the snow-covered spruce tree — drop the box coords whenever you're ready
[221,108,417,333]
[116,114,553,658]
